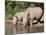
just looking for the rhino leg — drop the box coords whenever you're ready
[29,18,33,26]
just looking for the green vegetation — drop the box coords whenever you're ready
[5,1,44,19]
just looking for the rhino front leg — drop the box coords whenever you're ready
[29,18,33,26]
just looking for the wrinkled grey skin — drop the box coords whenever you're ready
[25,7,43,25]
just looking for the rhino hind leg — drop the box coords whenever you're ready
[36,15,43,24]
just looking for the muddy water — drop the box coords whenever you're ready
[5,20,44,35]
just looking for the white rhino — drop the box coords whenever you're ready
[13,12,24,26]
[23,7,43,26]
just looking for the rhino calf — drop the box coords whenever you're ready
[13,12,24,25]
